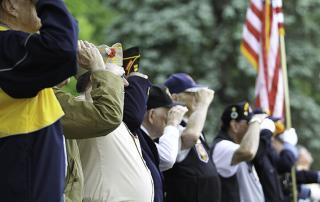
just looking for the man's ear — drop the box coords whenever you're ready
[147,109,155,124]
[2,0,18,17]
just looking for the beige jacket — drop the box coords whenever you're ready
[54,70,124,202]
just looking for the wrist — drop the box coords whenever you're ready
[167,120,179,127]
[249,117,263,124]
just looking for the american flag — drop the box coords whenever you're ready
[240,0,285,118]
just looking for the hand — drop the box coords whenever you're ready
[194,88,214,106]
[260,118,276,133]
[77,40,104,71]
[166,105,188,127]
[250,113,268,124]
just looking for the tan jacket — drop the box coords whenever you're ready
[54,70,124,202]
[55,70,124,139]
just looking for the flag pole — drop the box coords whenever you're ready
[279,35,291,128]
[280,29,297,202]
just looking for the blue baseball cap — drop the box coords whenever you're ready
[164,73,207,94]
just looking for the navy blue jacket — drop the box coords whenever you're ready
[0,0,78,98]
[123,76,164,202]
[138,129,164,202]
[253,129,285,202]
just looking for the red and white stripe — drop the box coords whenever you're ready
[241,0,285,118]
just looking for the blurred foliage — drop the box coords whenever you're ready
[63,0,119,95]
[65,0,118,43]
[64,0,320,167]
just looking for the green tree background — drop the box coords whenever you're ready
[65,0,320,167]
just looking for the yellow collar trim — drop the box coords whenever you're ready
[0,25,9,31]
[123,55,141,60]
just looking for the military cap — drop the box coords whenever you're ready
[221,101,253,126]
[123,47,140,75]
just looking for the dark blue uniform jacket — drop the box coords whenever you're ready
[123,76,164,202]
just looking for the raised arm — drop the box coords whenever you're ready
[0,0,78,98]
[157,105,188,171]
[55,42,124,139]
[231,114,266,165]
[180,88,214,149]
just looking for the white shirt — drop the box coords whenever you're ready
[175,125,207,163]
[212,140,240,177]
[213,140,265,202]
[141,125,181,171]
[78,123,153,202]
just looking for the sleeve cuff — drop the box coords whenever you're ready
[164,125,180,137]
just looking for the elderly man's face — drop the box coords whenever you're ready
[229,119,249,144]
[149,107,169,138]
[4,0,41,32]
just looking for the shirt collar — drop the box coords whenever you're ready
[140,125,151,137]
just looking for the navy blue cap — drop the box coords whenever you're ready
[164,73,206,94]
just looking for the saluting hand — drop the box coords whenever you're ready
[77,40,104,71]
[194,88,215,106]
[167,105,188,127]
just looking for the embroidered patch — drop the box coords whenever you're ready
[195,141,209,163]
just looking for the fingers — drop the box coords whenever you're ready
[194,88,215,105]
[83,40,95,49]
[172,105,188,114]
[168,105,188,118]
[167,105,188,126]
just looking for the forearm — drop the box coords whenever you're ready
[181,106,208,149]
[157,126,180,171]
[231,122,260,165]
[55,71,124,139]
[35,0,78,52]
